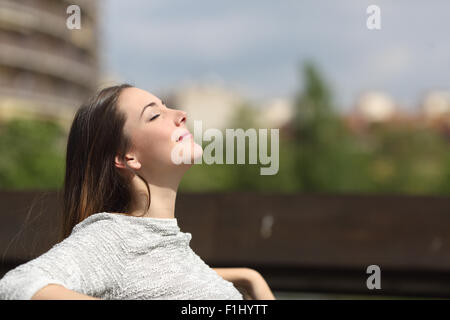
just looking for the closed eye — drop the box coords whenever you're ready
[149,114,160,121]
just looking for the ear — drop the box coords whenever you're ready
[115,154,141,171]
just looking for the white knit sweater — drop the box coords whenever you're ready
[0,212,244,300]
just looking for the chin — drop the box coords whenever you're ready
[171,140,203,166]
[192,142,203,161]
[183,142,203,166]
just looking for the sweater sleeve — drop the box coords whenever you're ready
[0,219,127,300]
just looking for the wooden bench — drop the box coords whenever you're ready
[1,191,449,297]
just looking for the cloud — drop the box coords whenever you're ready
[101,0,450,109]
[367,45,415,80]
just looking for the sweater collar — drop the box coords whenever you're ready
[113,212,180,235]
[90,212,181,236]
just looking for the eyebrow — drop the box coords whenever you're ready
[139,102,157,119]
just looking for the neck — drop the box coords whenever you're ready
[127,174,181,219]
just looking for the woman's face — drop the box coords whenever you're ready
[116,87,203,178]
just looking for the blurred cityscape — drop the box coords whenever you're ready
[0,0,449,195]
[0,0,449,300]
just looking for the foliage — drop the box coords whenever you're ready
[0,118,66,190]
[1,62,449,196]
[181,61,450,196]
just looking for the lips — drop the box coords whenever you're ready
[177,131,192,142]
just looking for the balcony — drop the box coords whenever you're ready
[0,0,97,52]
[0,42,96,88]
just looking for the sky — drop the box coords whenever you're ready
[99,0,450,112]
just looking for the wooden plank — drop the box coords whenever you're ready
[0,190,62,262]
[1,191,449,295]
[176,193,450,271]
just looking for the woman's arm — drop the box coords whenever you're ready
[31,284,100,300]
[213,267,275,300]
[0,221,126,300]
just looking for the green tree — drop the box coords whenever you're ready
[291,61,372,193]
[0,118,66,190]
[367,123,450,195]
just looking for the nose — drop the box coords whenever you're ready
[176,110,187,126]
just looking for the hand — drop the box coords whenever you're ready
[213,267,275,300]
[32,284,101,300]
[239,268,275,300]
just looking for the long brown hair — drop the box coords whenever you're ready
[60,84,150,241]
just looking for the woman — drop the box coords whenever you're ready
[0,84,275,300]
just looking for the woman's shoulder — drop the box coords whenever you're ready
[54,212,129,256]
[67,212,143,247]
[70,212,119,236]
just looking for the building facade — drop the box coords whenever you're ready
[0,0,99,128]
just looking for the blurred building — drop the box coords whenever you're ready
[354,91,397,123]
[167,82,296,132]
[345,91,400,133]
[258,98,294,129]
[167,83,245,130]
[420,90,450,138]
[0,0,99,128]
[344,90,450,140]
[421,91,450,119]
